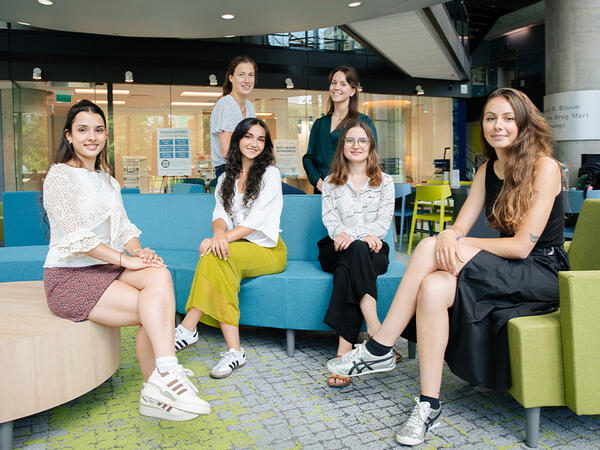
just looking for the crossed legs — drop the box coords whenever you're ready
[87,266,175,381]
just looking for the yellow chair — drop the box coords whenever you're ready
[407,184,453,254]
[460,180,473,186]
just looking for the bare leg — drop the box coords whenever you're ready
[415,271,457,398]
[181,307,203,332]
[359,293,381,337]
[336,336,353,356]
[135,327,155,381]
[373,238,480,346]
[220,322,241,350]
[88,267,176,381]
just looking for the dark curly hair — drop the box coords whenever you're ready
[219,118,275,212]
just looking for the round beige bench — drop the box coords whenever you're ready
[0,281,121,449]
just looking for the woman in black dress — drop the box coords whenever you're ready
[326,88,569,446]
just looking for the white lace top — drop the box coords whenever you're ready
[43,163,141,267]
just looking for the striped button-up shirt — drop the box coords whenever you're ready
[321,172,395,241]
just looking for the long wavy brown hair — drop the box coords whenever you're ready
[481,88,556,233]
[329,120,382,187]
[326,65,360,131]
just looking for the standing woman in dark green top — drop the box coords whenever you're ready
[302,65,377,193]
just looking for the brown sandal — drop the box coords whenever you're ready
[327,354,352,387]
[327,374,352,387]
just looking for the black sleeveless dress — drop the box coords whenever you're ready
[443,160,570,391]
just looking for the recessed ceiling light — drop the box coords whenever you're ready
[37,0,54,5]
[171,101,215,107]
[17,22,31,26]
[75,88,130,95]
[221,13,235,20]
[348,1,362,7]
[95,100,126,105]
[180,91,220,97]
[224,35,236,38]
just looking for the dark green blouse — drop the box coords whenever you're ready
[302,113,377,188]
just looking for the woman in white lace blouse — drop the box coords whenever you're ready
[318,120,395,387]
[43,100,209,422]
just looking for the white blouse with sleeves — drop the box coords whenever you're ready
[321,172,395,241]
[43,163,141,268]
[212,165,282,247]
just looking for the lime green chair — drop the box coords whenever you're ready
[407,184,453,254]
[507,199,600,447]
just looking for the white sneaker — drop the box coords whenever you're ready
[144,365,210,415]
[174,325,198,352]
[139,383,199,421]
[210,348,246,379]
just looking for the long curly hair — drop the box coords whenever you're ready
[51,99,111,172]
[326,65,360,131]
[481,88,556,234]
[329,120,382,187]
[222,55,257,97]
[219,118,275,212]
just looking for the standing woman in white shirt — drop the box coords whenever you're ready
[43,100,210,422]
[175,117,287,379]
[319,120,395,387]
[211,55,257,179]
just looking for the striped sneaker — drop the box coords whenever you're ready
[139,384,199,421]
[210,348,246,379]
[174,325,198,352]
[326,341,396,377]
[144,365,210,415]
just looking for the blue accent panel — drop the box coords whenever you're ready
[2,191,48,246]
[453,99,467,180]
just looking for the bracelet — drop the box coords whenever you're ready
[119,252,123,266]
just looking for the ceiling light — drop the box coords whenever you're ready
[224,35,236,38]
[171,101,215,107]
[95,100,126,105]
[37,0,54,5]
[256,112,274,117]
[285,78,294,89]
[209,74,218,86]
[17,22,31,26]
[180,91,220,97]
[125,71,133,83]
[32,67,42,80]
[75,88,130,95]
[415,85,424,95]
[221,13,235,20]
[348,1,362,7]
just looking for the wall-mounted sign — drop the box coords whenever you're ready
[543,90,600,141]
[274,139,300,177]
[157,128,191,176]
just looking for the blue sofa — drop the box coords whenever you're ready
[1,191,406,355]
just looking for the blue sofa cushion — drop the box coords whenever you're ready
[2,191,48,246]
[0,245,47,281]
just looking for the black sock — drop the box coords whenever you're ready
[365,338,392,356]
[420,395,440,409]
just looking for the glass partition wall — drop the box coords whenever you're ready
[1,80,453,192]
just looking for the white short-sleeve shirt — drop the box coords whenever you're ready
[210,95,256,168]
[212,165,282,247]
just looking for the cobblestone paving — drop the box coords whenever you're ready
[13,323,600,449]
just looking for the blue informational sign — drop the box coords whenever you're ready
[157,129,191,176]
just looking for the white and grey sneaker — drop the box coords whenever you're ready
[326,341,396,377]
[174,325,198,352]
[396,397,442,446]
[139,383,199,421]
[210,348,246,379]
[144,365,210,415]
